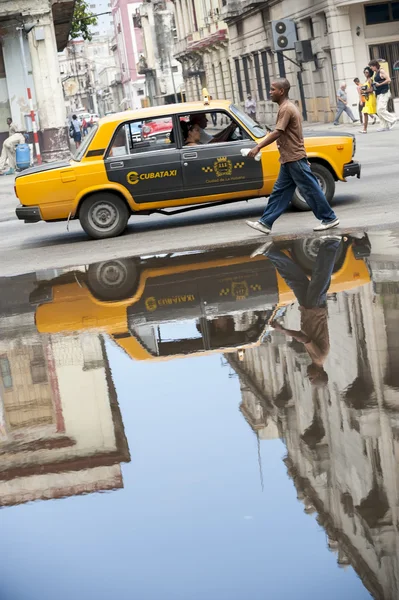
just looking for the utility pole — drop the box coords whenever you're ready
[17,25,42,165]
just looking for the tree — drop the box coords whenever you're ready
[70,0,98,41]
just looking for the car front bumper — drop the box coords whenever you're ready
[16,205,42,223]
[343,161,361,179]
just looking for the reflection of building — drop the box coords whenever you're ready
[228,279,399,600]
[0,331,130,507]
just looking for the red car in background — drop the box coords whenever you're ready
[142,117,173,142]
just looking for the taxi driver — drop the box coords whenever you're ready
[189,113,237,145]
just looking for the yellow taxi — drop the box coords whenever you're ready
[15,99,360,240]
[30,234,370,362]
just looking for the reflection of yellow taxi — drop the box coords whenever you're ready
[16,99,360,239]
[31,236,370,362]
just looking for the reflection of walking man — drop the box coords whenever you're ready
[267,237,341,386]
[0,118,25,175]
[334,83,358,126]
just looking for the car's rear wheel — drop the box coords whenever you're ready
[86,259,139,301]
[290,238,344,272]
[79,193,130,239]
[291,163,335,211]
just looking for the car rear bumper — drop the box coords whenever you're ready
[16,205,42,223]
[343,161,361,179]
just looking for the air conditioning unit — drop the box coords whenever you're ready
[271,19,297,51]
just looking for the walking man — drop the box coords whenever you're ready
[369,59,397,131]
[70,114,82,149]
[334,82,358,125]
[0,118,25,175]
[245,94,257,121]
[246,78,339,235]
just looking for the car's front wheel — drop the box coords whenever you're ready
[79,193,130,239]
[291,163,335,211]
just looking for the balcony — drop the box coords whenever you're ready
[221,0,269,21]
[174,28,228,58]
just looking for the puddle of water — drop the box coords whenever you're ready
[0,231,396,599]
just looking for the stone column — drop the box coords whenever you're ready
[27,8,69,161]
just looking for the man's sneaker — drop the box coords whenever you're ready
[313,218,340,232]
[388,119,397,130]
[246,220,271,235]
[250,241,273,258]
[1,168,14,176]
[377,127,388,132]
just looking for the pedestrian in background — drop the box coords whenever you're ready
[354,77,365,124]
[334,83,358,126]
[245,94,257,121]
[369,59,397,131]
[359,67,377,134]
[70,114,82,149]
[0,118,25,175]
[82,117,88,137]
[246,78,339,235]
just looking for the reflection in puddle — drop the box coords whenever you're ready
[1,230,399,598]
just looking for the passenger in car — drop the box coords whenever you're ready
[183,122,201,146]
[189,113,237,144]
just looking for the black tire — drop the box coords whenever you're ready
[86,259,139,301]
[290,238,344,272]
[79,193,130,239]
[291,163,335,211]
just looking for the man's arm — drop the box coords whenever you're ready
[375,68,391,86]
[247,129,282,158]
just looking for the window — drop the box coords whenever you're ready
[253,53,264,101]
[178,111,249,146]
[323,12,329,34]
[261,51,271,100]
[230,104,267,138]
[234,58,244,102]
[137,89,144,96]
[30,345,47,384]
[90,3,96,6]
[309,17,315,39]
[364,2,399,24]
[242,56,251,95]
[0,356,12,389]
[172,65,179,73]
[109,117,176,157]
[236,21,243,37]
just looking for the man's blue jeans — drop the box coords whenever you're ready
[259,159,337,229]
[267,238,341,308]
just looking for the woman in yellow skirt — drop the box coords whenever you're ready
[360,67,377,133]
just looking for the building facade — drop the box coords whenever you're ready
[173,0,233,103]
[111,0,146,109]
[222,0,399,124]
[0,0,74,159]
[137,0,184,106]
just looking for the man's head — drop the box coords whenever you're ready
[270,78,291,103]
[247,94,252,100]
[307,363,329,388]
[189,112,208,129]
[369,59,380,72]
[6,117,12,126]
[340,82,347,90]
[72,114,77,120]
[354,77,360,85]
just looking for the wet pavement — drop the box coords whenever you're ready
[1,229,399,600]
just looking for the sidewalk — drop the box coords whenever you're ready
[0,174,17,223]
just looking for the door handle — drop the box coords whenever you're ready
[110,161,124,169]
[183,152,197,159]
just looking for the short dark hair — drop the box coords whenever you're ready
[354,77,360,83]
[272,78,291,94]
[369,59,380,69]
[72,114,77,120]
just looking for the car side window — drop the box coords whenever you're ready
[108,117,176,157]
[177,110,250,147]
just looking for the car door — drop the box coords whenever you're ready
[179,110,264,198]
[104,116,184,204]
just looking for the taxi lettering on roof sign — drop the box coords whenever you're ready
[14,99,361,240]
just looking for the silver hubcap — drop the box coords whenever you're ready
[301,239,322,261]
[97,261,127,288]
[89,202,118,231]
[296,175,326,204]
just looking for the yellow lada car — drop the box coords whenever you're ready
[15,100,361,240]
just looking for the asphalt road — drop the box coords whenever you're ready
[1,122,398,277]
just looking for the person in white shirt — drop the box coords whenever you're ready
[0,118,25,175]
[245,94,257,121]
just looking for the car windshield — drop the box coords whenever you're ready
[73,123,99,161]
[230,104,266,138]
